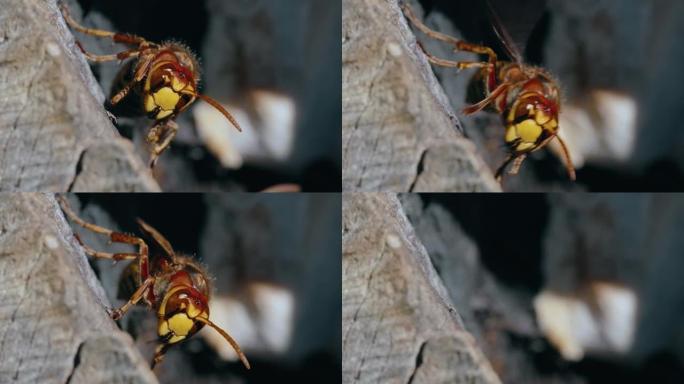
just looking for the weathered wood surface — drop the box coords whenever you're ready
[0,194,157,383]
[342,0,500,192]
[0,0,159,191]
[342,193,501,384]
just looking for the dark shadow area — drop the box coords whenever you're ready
[421,193,548,291]
[578,159,684,192]
[570,352,684,384]
[79,0,209,51]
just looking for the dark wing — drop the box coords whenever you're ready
[137,218,176,260]
[485,0,549,65]
[486,0,524,64]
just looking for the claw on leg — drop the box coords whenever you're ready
[151,344,170,370]
[107,307,123,321]
[106,276,155,321]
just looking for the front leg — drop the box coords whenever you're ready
[151,344,171,369]
[494,153,527,183]
[463,82,511,115]
[108,276,156,320]
[109,81,136,106]
[508,154,528,176]
[146,120,179,167]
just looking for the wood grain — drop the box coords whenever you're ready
[342,0,499,192]
[342,193,501,383]
[0,194,157,383]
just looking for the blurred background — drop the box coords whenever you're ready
[400,193,684,383]
[64,0,341,191]
[406,0,684,191]
[64,193,341,383]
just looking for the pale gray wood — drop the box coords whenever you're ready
[0,194,157,384]
[342,0,500,192]
[0,0,159,192]
[342,193,501,384]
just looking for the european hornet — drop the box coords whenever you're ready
[58,196,250,370]
[401,3,575,182]
[59,3,242,167]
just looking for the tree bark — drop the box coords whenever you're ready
[0,0,159,192]
[0,193,157,383]
[342,193,501,383]
[342,0,500,192]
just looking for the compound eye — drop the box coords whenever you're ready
[180,290,207,319]
[156,288,209,343]
[534,105,549,124]
[162,291,183,315]
[148,70,166,90]
[512,101,535,123]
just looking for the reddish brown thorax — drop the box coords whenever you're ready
[169,270,195,287]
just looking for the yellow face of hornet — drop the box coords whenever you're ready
[143,57,197,120]
[157,286,209,345]
[503,83,560,154]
